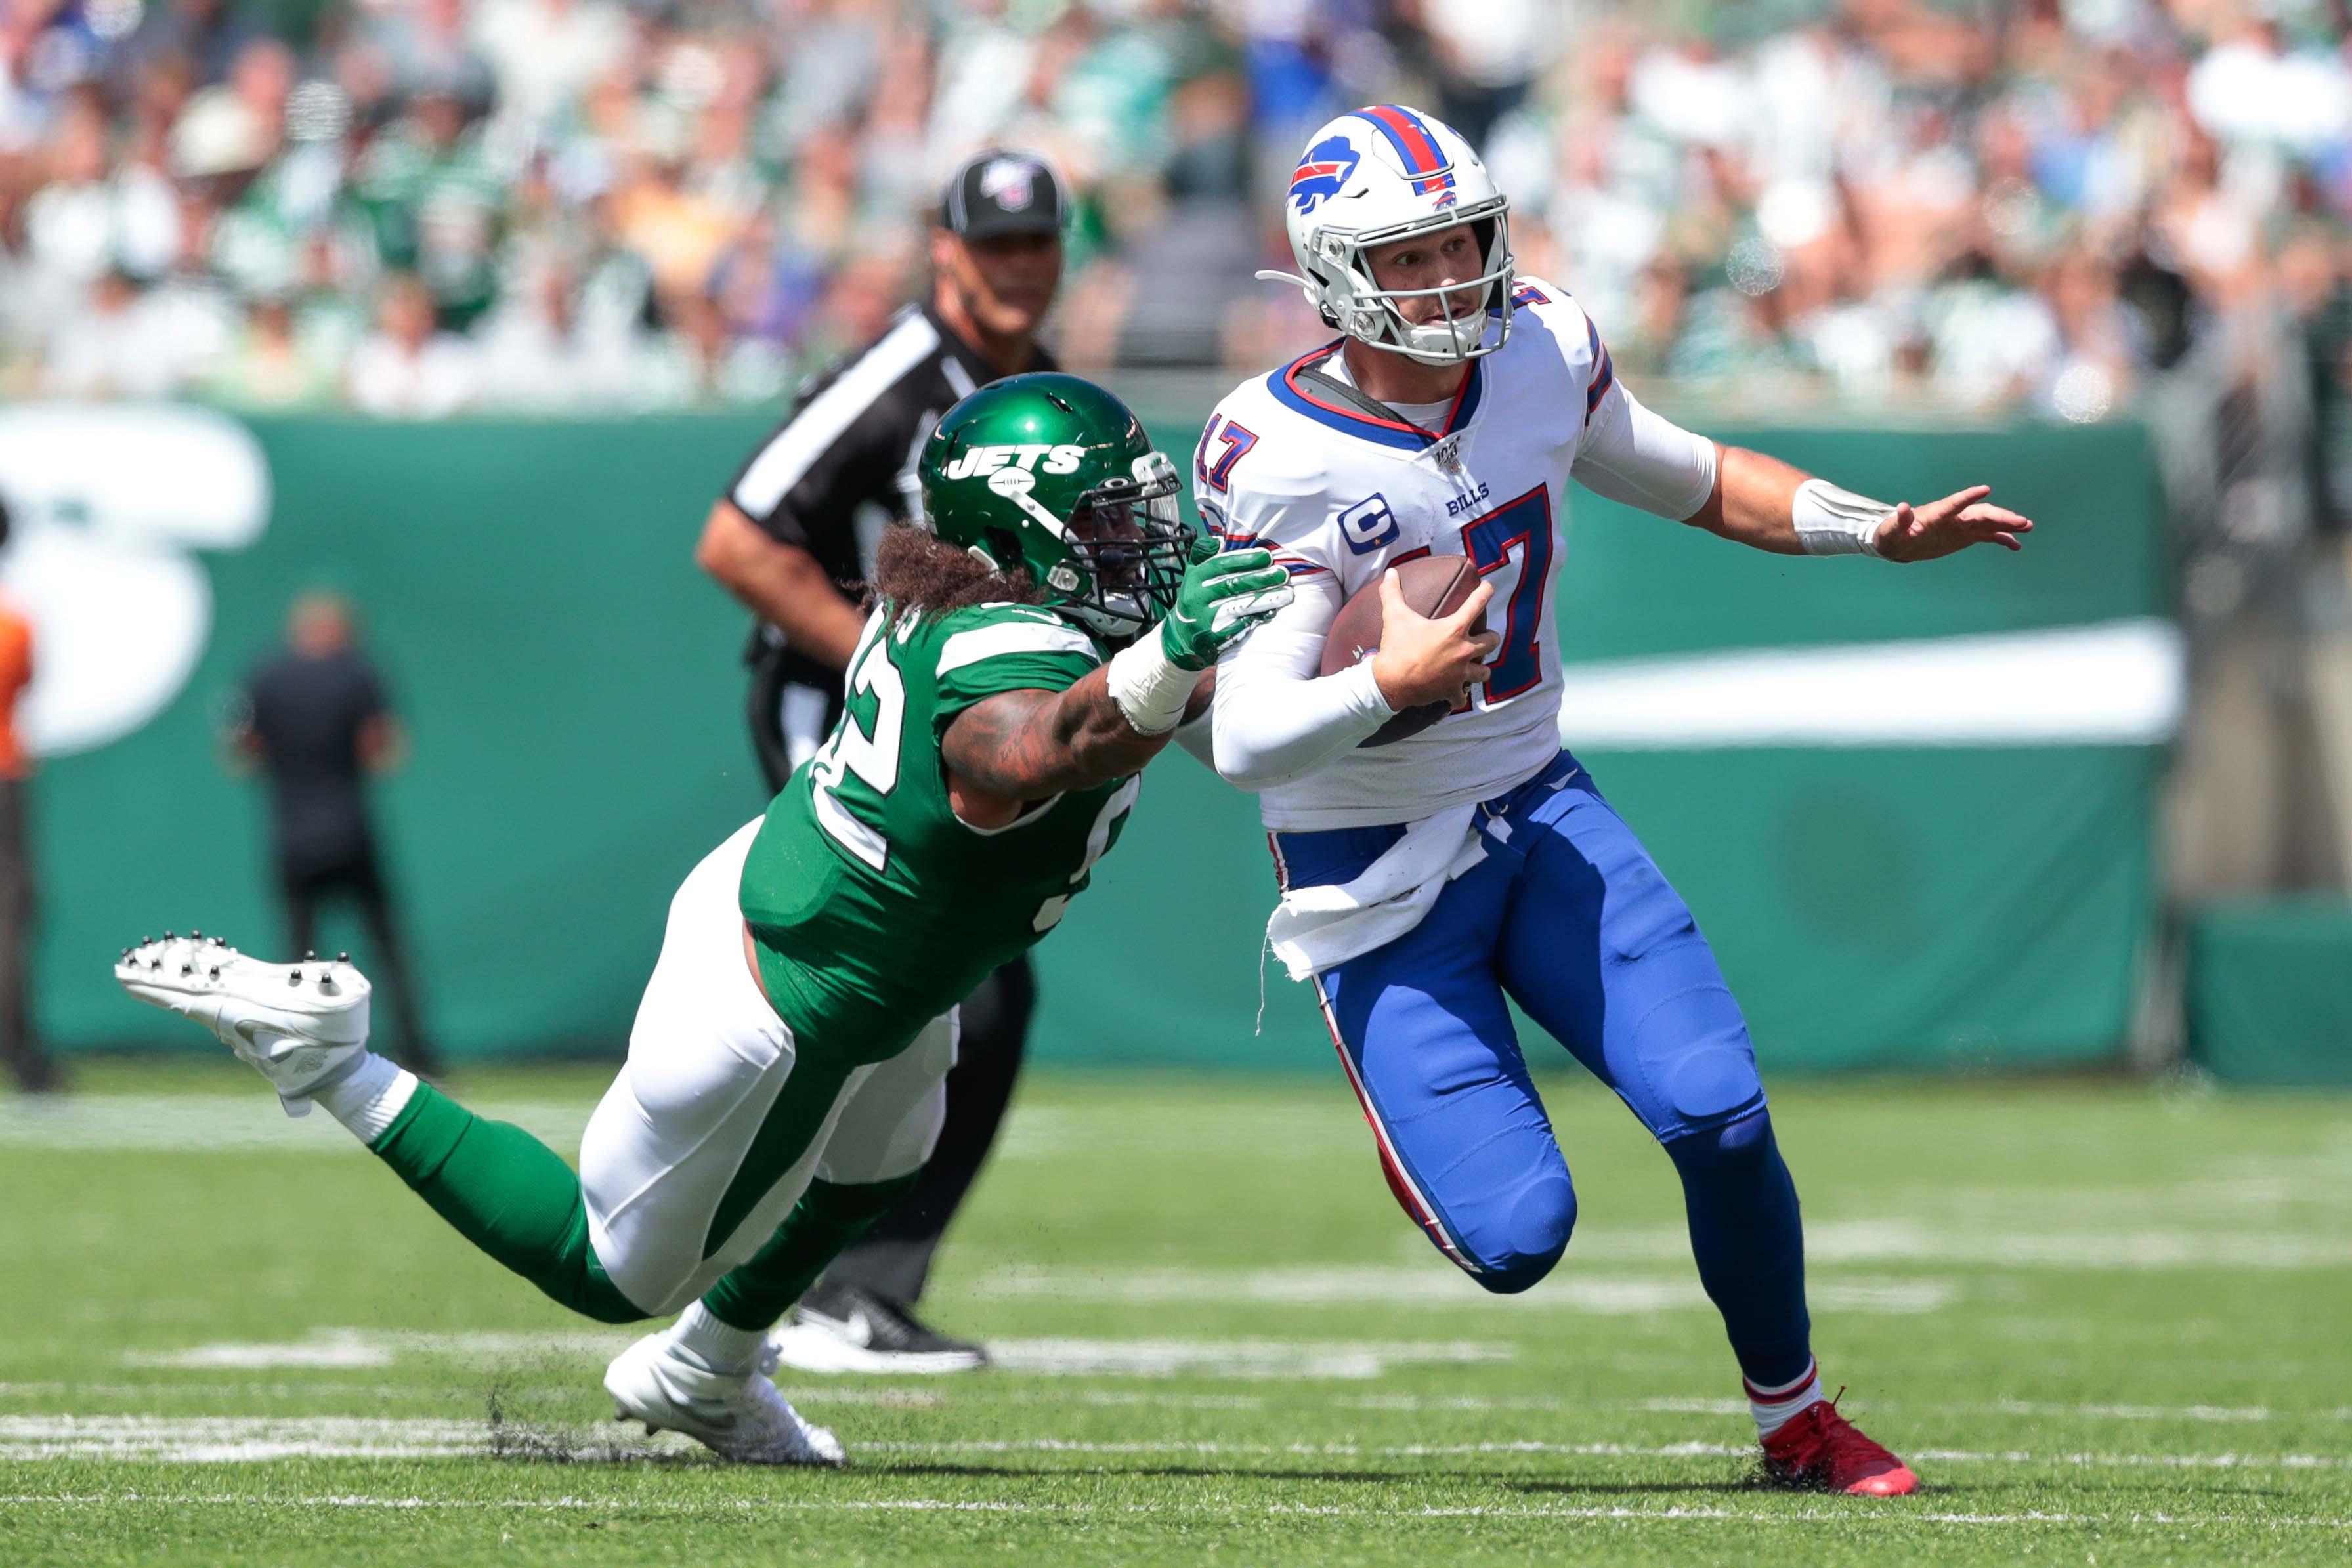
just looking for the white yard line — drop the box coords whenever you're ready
[0,1098,591,1153]
[121,1331,1514,1382]
[7,1417,2352,1473]
[1451,1219,2352,1271]
[985,1338,1511,1379]
[1629,1396,2351,1424]
[24,1382,2346,1425]
[972,1265,1959,1313]
[0,1491,2345,1529]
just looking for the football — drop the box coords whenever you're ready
[1317,553,1486,747]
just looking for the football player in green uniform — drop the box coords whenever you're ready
[113,374,1293,1464]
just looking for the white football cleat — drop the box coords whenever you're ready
[603,1332,845,1467]
[113,935,372,1117]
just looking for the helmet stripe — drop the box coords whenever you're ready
[1354,104,1457,196]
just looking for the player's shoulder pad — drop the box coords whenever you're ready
[931,601,1104,676]
[1501,276,1600,368]
[1500,276,1613,411]
[1201,370,1342,506]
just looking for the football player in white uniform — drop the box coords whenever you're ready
[1207,104,2034,1495]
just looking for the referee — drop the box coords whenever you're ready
[695,149,1069,1373]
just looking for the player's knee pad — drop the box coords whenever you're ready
[1624,973,1765,1140]
[1457,1174,1577,1294]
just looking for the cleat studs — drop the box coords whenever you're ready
[180,964,192,976]
[288,971,301,986]
[209,967,220,981]
[338,952,349,963]
[306,951,316,961]
[191,930,202,940]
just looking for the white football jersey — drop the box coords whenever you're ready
[1205,280,1636,831]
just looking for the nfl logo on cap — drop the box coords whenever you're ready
[944,148,1067,238]
[981,158,1036,211]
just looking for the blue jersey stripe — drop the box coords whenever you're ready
[1262,343,1487,452]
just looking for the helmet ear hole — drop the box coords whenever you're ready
[1470,217,1498,267]
[981,527,1024,576]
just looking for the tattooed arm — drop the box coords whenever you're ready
[941,667,1216,809]
[940,538,1284,816]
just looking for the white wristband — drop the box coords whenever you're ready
[1106,631,1197,736]
[1791,478,1891,557]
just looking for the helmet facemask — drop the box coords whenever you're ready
[1310,196,1516,366]
[989,451,1192,639]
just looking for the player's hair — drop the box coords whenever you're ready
[865,522,1042,617]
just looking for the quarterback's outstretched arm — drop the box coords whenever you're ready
[1575,379,2034,560]
[1686,449,2035,561]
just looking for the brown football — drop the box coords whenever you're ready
[1317,553,1486,747]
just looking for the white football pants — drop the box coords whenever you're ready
[578,818,954,1316]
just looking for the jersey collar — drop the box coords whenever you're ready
[1266,340,1484,453]
[922,302,1058,392]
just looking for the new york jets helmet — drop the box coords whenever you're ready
[1263,104,1516,365]
[918,373,1191,641]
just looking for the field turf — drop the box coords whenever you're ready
[0,1061,2347,1565]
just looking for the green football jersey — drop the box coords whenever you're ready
[740,599,1140,1061]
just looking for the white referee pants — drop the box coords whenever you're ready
[578,818,954,1317]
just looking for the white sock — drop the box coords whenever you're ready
[1747,1359,1825,1439]
[310,1053,418,1145]
[670,1301,767,1377]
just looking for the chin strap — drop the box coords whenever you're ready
[1254,268,1314,291]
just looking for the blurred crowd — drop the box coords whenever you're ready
[0,0,2349,429]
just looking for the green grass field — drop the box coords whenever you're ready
[1,1061,2347,1566]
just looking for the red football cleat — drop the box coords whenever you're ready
[1760,1399,1919,1496]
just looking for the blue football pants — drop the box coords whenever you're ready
[1272,752,1812,1382]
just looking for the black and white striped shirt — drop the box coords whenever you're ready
[723,303,1056,753]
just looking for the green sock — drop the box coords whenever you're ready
[370,1083,644,1324]
[698,1174,919,1332]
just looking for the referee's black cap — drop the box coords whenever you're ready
[939,150,1068,240]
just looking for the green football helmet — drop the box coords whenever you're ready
[918,372,1192,640]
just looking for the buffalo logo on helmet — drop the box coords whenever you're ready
[1287,135,1360,215]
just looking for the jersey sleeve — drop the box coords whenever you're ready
[931,605,1104,724]
[1506,278,1717,519]
[1572,375,1719,520]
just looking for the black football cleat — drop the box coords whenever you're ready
[769,1282,988,1374]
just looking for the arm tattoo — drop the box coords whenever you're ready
[940,666,1175,801]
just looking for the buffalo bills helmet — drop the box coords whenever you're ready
[1263,105,1516,366]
